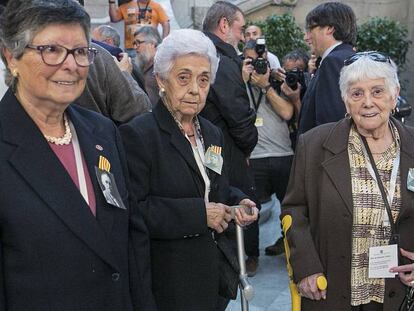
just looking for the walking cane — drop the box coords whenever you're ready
[232,205,254,311]
[282,215,327,311]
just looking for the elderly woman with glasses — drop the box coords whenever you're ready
[281,51,414,311]
[120,29,258,311]
[0,1,151,310]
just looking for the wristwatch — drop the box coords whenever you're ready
[262,84,272,94]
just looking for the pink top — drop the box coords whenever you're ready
[49,142,97,216]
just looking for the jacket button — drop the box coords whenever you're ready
[389,291,396,298]
[112,273,120,281]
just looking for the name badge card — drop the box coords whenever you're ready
[255,117,264,127]
[368,244,398,278]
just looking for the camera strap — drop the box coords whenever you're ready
[247,83,263,112]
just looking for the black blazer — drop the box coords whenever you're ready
[298,43,355,135]
[0,90,142,311]
[119,103,245,311]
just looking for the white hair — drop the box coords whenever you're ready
[153,29,219,83]
[339,55,400,102]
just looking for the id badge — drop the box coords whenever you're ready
[368,244,398,278]
[255,117,264,127]
[204,145,223,175]
[95,167,126,210]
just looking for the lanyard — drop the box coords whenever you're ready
[247,83,263,112]
[360,135,399,238]
[69,121,89,206]
[137,0,150,23]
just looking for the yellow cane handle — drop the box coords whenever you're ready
[317,275,327,290]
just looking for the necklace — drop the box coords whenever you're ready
[44,114,72,145]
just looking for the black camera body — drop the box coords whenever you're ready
[252,38,268,75]
[285,68,305,91]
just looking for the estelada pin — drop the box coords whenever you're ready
[98,155,111,172]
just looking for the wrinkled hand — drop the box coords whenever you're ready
[242,58,254,83]
[114,52,132,73]
[281,81,301,102]
[271,67,286,82]
[250,67,270,89]
[390,248,414,287]
[232,198,258,227]
[206,202,232,233]
[297,273,327,300]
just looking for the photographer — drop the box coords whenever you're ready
[242,40,295,271]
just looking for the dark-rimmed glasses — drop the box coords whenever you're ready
[133,39,147,47]
[344,51,391,66]
[26,44,97,67]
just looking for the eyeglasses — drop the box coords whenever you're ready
[133,39,147,47]
[26,44,97,67]
[344,51,391,66]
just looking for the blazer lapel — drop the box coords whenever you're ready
[199,117,221,185]
[1,94,118,270]
[66,106,116,236]
[321,119,354,214]
[154,103,205,196]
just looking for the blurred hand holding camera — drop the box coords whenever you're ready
[113,52,132,74]
[242,58,254,83]
[250,66,270,89]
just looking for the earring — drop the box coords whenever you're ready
[345,112,351,119]
[391,108,396,116]
[158,87,165,98]
[11,69,18,77]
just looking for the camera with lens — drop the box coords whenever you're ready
[251,38,268,75]
[285,68,305,91]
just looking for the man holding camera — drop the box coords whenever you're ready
[298,2,356,135]
[242,40,295,273]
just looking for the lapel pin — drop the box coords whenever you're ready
[95,144,103,151]
[98,155,111,172]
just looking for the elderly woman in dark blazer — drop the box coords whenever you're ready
[0,1,151,310]
[281,52,414,311]
[120,29,258,311]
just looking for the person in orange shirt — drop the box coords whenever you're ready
[108,0,170,56]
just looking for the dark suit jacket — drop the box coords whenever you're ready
[119,103,246,311]
[298,43,354,135]
[0,89,145,311]
[201,32,258,193]
[282,118,414,310]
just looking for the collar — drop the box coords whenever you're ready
[203,31,239,60]
[321,41,343,64]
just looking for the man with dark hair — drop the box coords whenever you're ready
[298,1,356,135]
[201,1,259,278]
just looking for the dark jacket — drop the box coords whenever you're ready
[0,89,150,311]
[298,43,354,135]
[201,32,258,192]
[282,118,414,311]
[119,103,246,311]
[76,43,151,125]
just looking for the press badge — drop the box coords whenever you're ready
[368,244,398,278]
[255,117,264,127]
[204,145,223,175]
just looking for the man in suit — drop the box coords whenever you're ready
[201,1,259,276]
[298,2,356,135]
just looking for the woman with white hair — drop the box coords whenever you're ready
[120,29,258,311]
[281,51,414,311]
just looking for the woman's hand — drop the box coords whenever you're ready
[232,198,258,227]
[297,273,327,300]
[390,248,414,287]
[206,202,232,233]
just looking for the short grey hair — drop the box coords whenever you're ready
[134,26,161,46]
[202,1,243,33]
[0,0,90,89]
[94,25,120,47]
[339,54,400,102]
[154,29,219,83]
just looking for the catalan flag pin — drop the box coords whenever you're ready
[98,155,111,172]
